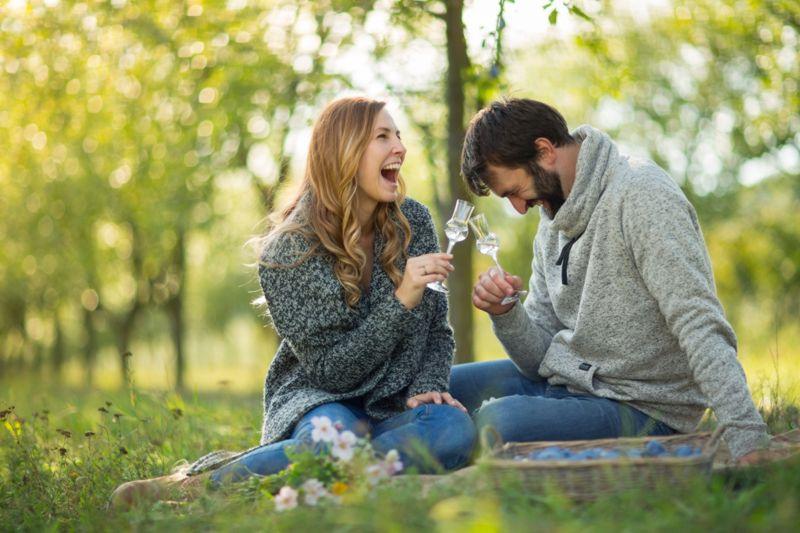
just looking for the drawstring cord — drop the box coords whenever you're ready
[555,233,583,285]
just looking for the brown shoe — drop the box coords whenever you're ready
[109,468,208,510]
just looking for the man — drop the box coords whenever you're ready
[449,98,770,462]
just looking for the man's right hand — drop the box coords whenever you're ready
[472,267,524,315]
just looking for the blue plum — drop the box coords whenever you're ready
[644,440,667,457]
[673,444,695,457]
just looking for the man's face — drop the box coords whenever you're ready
[485,162,565,218]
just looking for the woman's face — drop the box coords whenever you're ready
[355,108,406,208]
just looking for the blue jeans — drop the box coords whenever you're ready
[210,400,476,483]
[449,359,676,446]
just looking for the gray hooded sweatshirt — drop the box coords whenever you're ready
[491,125,769,459]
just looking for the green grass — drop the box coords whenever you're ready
[1,378,799,532]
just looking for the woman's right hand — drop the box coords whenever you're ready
[395,253,454,309]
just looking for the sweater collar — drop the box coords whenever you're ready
[550,125,621,238]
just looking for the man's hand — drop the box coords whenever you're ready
[406,391,467,413]
[736,443,799,466]
[472,267,523,315]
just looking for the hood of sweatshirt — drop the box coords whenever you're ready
[550,125,622,239]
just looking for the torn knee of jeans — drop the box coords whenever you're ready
[479,397,499,409]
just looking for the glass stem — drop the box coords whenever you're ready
[445,241,455,254]
[492,254,505,276]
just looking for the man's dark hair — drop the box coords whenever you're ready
[461,98,574,196]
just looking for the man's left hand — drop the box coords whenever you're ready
[736,442,799,466]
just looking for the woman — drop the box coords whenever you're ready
[111,97,476,507]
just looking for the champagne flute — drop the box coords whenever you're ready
[427,199,475,293]
[469,213,527,305]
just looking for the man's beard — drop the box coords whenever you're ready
[527,161,565,218]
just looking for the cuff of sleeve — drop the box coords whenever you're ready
[489,301,529,335]
[384,290,417,333]
[724,425,771,459]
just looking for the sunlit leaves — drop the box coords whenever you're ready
[0,0,365,373]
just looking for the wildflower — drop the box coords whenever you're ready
[384,449,403,475]
[311,416,337,443]
[118,446,128,455]
[301,478,328,506]
[365,464,388,485]
[331,430,357,462]
[274,486,298,511]
[84,431,95,438]
[330,481,349,496]
[58,447,67,456]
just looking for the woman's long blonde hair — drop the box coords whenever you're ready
[261,97,412,307]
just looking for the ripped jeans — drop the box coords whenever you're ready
[448,359,676,446]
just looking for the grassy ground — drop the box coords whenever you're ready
[1,378,799,532]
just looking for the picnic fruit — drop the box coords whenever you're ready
[509,441,703,462]
[644,440,667,457]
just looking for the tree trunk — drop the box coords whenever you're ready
[82,308,97,386]
[51,311,65,377]
[167,231,186,390]
[444,0,474,363]
[115,220,144,387]
[167,295,185,390]
[117,302,139,387]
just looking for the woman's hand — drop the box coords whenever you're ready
[407,391,467,413]
[395,253,454,309]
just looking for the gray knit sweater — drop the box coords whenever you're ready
[257,197,454,445]
[491,125,769,459]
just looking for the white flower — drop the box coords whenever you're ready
[366,463,388,485]
[384,449,404,475]
[274,486,298,511]
[301,478,328,506]
[331,430,357,462]
[311,416,338,443]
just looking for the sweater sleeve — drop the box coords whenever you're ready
[260,236,416,394]
[621,174,769,458]
[489,227,564,379]
[406,207,455,397]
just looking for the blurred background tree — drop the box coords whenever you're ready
[1,0,797,392]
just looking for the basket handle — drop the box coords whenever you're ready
[703,424,727,456]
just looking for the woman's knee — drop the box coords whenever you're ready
[292,402,367,444]
[424,404,477,467]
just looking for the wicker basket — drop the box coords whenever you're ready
[479,427,725,501]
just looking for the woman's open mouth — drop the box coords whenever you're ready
[381,162,401,185]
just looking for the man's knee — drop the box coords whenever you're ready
[474,395,533,442]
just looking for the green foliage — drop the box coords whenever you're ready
[280,447,344,488]
[1,379,799,530]
[0,0,372,380]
